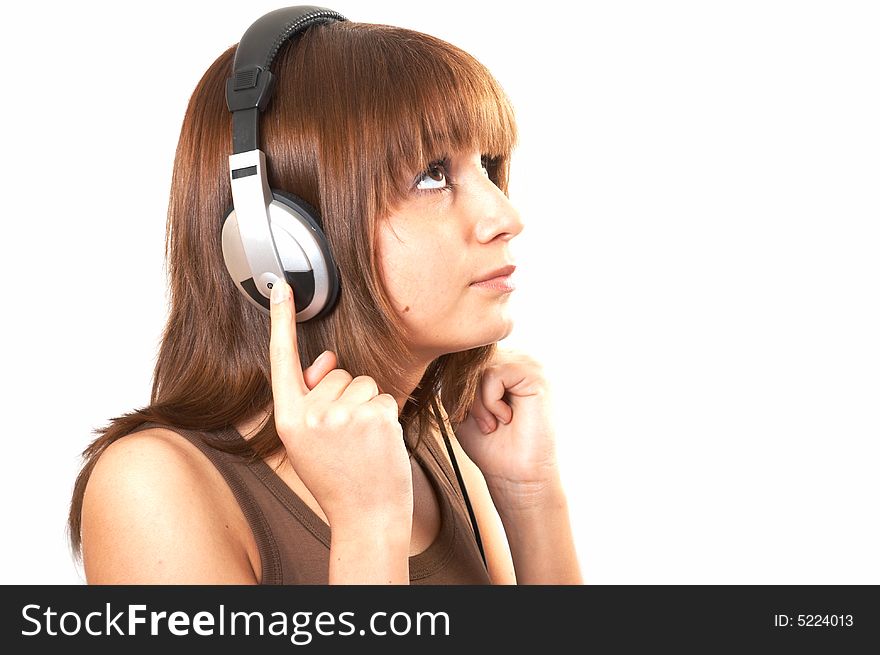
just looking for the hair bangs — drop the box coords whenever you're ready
[397,65,517,166]
[355,26,519,204]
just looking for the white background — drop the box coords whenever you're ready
[1,0,877,584]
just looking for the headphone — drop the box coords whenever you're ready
[222,5,488,574]
[222,5,344,322]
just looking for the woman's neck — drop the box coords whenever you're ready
[393,360,430,415]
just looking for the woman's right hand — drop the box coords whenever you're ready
[268,278,414,532]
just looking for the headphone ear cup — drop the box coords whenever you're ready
[220,189,341,321]
[270,189,341,320]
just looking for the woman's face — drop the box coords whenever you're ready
[377,148,524,361]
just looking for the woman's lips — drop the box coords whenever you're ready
[469,274,515,292]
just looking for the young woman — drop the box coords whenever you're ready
[67,7,582,585]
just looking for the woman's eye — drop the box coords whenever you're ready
[415,163,449,191]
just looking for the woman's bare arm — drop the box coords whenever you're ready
[328,518,410,584]
[489,476,583,584]
[81,429,258,584]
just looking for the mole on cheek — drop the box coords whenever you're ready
[403,306,410,312]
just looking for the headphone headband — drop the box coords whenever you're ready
[221,5,346,321]
[226,6,348,154]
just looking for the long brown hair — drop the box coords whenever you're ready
[68,19,518,560]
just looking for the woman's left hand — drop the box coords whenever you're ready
[455,348,560,503]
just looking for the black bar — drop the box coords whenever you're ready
[3,585,877,653]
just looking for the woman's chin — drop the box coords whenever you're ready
[465,317,515,350]
[414,311,515,356]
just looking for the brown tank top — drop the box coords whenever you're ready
[127,420,492,584]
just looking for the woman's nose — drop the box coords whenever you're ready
[471,175,525,244]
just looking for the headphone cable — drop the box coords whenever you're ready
[431,396,487,573]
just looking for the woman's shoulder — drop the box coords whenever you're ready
[80,425,260,583]
[91,425,217,497]
[103,423,199,455]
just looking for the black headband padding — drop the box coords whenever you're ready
[233,5,347,74]
[227,5,348,153]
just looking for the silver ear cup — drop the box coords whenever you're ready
[221,191,340,322]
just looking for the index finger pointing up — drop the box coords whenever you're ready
[269,278,309,405]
